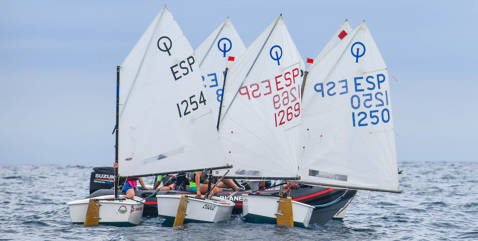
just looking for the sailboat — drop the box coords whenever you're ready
[69,6,236,226]
[117,7,236,224]
[299,20,401,193]
[215,14,316,227]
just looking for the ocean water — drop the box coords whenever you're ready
[0,161,477,240]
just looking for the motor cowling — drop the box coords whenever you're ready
[89,167,124,194]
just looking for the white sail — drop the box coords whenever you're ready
[195,18,246,122]
[300,21,401,193]
[314,20,352,64]
[118,13,161,116]
[218,15,305,179]
[118,7,229,177]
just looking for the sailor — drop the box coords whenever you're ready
[172,172,189,191]
[152,172,190,191]
[193,171,242,197]
[153,174,176,191]
[193,171,220,197]
[283,181,300,192]
[113,162,148,198]
[152,175,163,190]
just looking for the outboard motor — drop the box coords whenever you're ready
[89,167,116,194]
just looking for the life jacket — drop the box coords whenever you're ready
[126,177,138,188]
[199,171,208,183]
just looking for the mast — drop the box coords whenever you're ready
[114,65,120,198]
[216,68,228,130]
[301,70,309,98]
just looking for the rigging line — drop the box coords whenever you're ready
[120,9,166,119]
[220,15,282,121]
[199,19,228,67]
[206,170,230,199]
[144,190,160,199]
[259,182,287,190]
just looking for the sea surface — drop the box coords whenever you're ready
[0,161,477,240]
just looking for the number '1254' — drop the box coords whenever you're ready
[176,91,207,118]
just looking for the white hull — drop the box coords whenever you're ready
[68,195,144,225]
[242,194,314,228]
[156,194,234,223]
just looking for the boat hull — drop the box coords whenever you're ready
[332,191,356,219]
[89,186,356,224]
[242,194,314,228]
[88,167,356,223]
[307,189,357,224]
[156,194,234,224]
[68,195,143,226]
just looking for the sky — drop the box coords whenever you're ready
[1,0,477,165]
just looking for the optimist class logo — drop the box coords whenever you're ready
[351,41,366,63]
[217,37,232,57]
[157,36,173,56]
[269,45,283,66]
